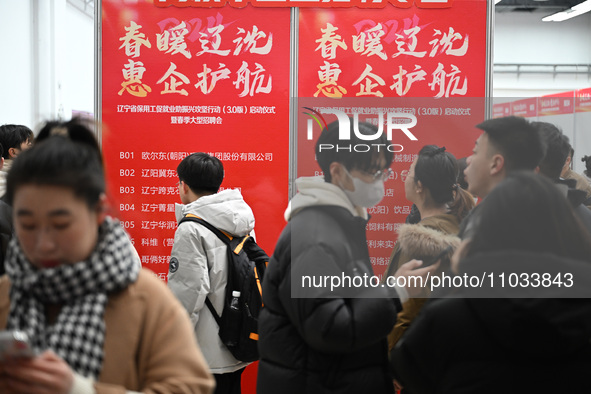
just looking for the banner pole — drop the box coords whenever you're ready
[485,0,495,120]
[289,7,299,199]
[94,0,102,147]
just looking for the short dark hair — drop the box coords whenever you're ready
[177,153,224,194]
[476,116,545,173]
[532,121,570,180]
[465,171,591,262]
[6,136,105,208]
[0,124,34,159]
[315,119,394,183]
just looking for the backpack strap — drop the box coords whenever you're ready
[180,214,233,244]
[179,214,234,325]
[181,214,253,255]
[204,298,222,326]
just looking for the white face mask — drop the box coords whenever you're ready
[340,166,385,208]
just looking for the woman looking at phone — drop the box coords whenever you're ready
[0,132,214,394]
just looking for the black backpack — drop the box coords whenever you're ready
[179,214,269,362]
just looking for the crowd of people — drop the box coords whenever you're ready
[0,115,590,394]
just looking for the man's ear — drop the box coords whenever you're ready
[96,193,109,225]
[490,153,505,176]
[8,147,18,159]
[0,157,4,171]
[329,162,344,185]
[181,181,191,195]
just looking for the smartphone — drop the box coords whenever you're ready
[0,330,36,361]
[422,245,454,267]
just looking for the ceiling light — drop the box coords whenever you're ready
[543,0,591,21]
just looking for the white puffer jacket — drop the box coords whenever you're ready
[168,189,255,374]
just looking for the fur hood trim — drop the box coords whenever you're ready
[396,224,460,260]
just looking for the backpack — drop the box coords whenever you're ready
[179,213,269,362]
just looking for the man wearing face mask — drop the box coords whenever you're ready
[257,119,438,394]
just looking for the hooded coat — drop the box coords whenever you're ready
[391,250,591,394]
[384,215,461,350]
[167,189,255,374]
[257,176,402,394]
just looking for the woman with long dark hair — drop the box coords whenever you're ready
[384,145,475,350]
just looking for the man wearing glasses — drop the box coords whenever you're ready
[257,119,437,394]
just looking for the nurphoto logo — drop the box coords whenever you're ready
[303,107,418,153]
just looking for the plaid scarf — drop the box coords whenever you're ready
[5,216,140,379]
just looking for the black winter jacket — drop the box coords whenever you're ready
[391,250,591,394]
[0,198,12,275]
[257,205,400,394]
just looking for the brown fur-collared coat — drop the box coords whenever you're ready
[384,214,461,351]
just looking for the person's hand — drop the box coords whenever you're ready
[0,360,10,393]
[2,350,74,394]
[394,259,439,298]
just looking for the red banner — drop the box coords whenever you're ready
[510,97,537,118]
[101,1,291,280]
[492,101,512,118]
[538,91,575,116]
[576,87,591,112]
[296,2,488,277]
[298,4,485,99]
[155,0,454,9]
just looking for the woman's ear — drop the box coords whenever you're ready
[96,193,109,225]
[415,179,423,194]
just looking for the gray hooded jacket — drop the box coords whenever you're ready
[168,189,255,374]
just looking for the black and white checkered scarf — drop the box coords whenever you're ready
[5,216,140,379]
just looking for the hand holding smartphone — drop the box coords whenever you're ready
[0,330,36,361]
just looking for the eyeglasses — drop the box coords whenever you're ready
[364,168,393,181]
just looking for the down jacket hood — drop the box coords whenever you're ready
[284,176,367,221]
[174,189,255,236]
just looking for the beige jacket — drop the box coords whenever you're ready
[563,168,591,202]
[0,159,11,197]
[0,269,215,394]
